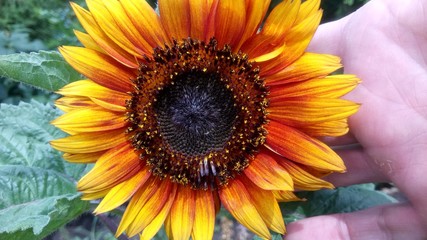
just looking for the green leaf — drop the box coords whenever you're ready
[0,101,91,239]
[0,51,81,92]
[282,184,397,222]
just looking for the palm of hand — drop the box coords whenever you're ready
[287,0,427,238]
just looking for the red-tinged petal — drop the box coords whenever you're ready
[279,160,335,190]
[273,191,302,202]
[297,119,350,137]
[265,53,342,86]
[77,143,143,192]
[245,149,293,191]
[269,75,361,99]
[55,96,99,112]
[159,0,190,41]
[70,2,138,68]
[268,98,360,126]
[74,30,105,53]
[204,0,219,41]
[62,151,105,163]
[121,0,167,47]
[51,108,126,133]
[50,129,126,154]
[139,184,177,240]
[169,185,196,240]
[192,190,215,240]
[243,176,286,234]
[116,178,176,237]
[125,180,177,237]
[57,80,129,112]
[86,0,147,57]
[215,0,246,48]
[102,0,159,54]
[265,121,346,172]
[59,46,135,92]
[189,0,214,41]
[94,169,151,214]
[219,179,270,239]
[234,0,270,50]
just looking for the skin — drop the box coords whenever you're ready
[285,0,427,239]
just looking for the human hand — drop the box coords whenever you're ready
[285,0,427,239]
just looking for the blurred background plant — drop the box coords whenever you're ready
[0,1,376,239]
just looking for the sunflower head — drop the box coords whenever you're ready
[51,0,360,239]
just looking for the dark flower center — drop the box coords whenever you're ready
[154,72,237,156]
[126,38,268,189]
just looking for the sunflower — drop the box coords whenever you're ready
[51,0,359,239]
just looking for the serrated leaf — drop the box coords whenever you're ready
[0,193,89,240]
[281,184,397,223]
[0,101,91,239]
[0,51,81,92]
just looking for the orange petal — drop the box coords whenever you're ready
[116,179,176,237]
[269,75,360,99]
[192,190,215,240]
[70,2,138,68]
[273,191,302,202]
[169,185,196,240]
[215,0,246,48]
[121,0,167,47]
[245,149,293,191]
[243,176,286,234]
[219,179,270,239]
[62,151,105,163]
[74,30,105,53]
[268,97,360,126]
[55,96,100,112]
[59,46,135,92]
[234,0,270,50]
[189,0,214,41]
[94,169,151,214]
[139,184,178,240]
[77,143,143,192]
[159,0,190,41]
[50,129,126,154]
[279,160,335,190]
[57,80,128,112]
[294,0,321,27]
[51,108,126,133]
[265,121,345,172]
[86,0,147,57]
[265,53,342,86]
[297,119,350,137]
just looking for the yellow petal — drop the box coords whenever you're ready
[219,178,270,239]
[55,96,99,112]
[192,190,215,240]
[51,108,126,133]
[279,160,335,190]
[70,2,138,68]
[59,46,135,92]
[265,52,342,85]
[273,191,303,202]
[269,75,360,99]
[169,185,196,240]
[245,149,293,191]
[297,119,350,137]
[50,129,126,154]
[81,188,109,200]
[62,151,104,163]
[77,143,143,192]
[244,177,286,234]
[74,30,105,53]
[268,98,360,126]
[266,121,346,172]
[94,169,151,214]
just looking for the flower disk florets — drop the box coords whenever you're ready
[126,38,269,189]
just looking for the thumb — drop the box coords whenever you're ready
[284,203,426,240]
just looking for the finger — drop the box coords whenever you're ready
[285,203,427,240]
[324,147,388,187]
